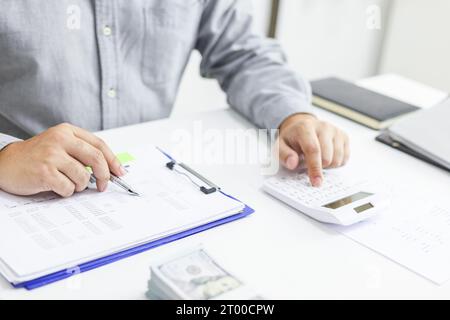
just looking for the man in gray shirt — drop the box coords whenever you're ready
[0,0,349,197]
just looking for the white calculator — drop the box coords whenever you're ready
[263,170,388,226]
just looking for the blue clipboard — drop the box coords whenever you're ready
[11,148,254,290]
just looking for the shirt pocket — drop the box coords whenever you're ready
[141,0,202,85]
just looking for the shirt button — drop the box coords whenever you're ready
[103,26,112,36]
[108,89,116,99]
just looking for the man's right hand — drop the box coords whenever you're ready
[0,123,126,197]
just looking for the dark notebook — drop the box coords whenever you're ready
[311,77,420,130]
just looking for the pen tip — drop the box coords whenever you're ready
[129,190,140,196]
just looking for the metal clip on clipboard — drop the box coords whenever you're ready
[166,161,220,195]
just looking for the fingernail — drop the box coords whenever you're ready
[98,182,107,192]
[286,155,297,170]
[119,165,127,176]
[312,176,322,187]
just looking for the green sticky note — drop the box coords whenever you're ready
[86,152,135,173]
[116,152,135,165]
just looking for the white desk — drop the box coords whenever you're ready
[1,106,449,300]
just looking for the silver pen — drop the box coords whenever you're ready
[89,173,140,196]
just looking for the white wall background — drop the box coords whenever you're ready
[277,0,389,81]
[379,0,450,92]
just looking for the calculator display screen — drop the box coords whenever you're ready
[323,192,373,209]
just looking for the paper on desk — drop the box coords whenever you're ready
[332,193,450,284]
[0,146,245,283]
[357,74,448,109]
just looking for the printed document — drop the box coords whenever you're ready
[333,193,450,284]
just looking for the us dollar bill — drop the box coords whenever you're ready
[147,248,263,300]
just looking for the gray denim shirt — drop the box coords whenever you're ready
[0,0,312,147]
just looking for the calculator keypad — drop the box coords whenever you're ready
[265,171,354,207]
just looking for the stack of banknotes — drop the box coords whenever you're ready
[146,248,264,300]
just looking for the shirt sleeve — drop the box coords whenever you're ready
[0,133,22,150]
[195,0,313,131]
